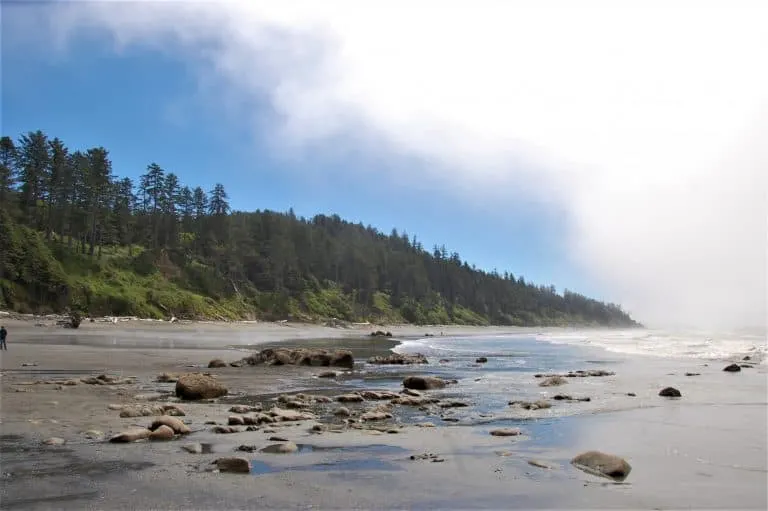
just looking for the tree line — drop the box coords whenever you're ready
[0,130,639,326]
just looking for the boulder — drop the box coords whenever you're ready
[181,443,203,454]
[490,428,522,437]
[367,353,428,365]
[229,405,262,414]
[149,416,191,435]
[370,330,393,337]
[175,373,228,400]
[333,406,351,417]
[149,425,175,441]
[214,457,251,473]
[109,428,152,443]
[261,441,298,454]
[723,364,741,372]
[402,376,447,391]
[539,376,567,387]
[659,387,682,397]
[42,437,66,446]
[361,410,393,421]
[335,393,364,403]
[208,359,227,368]
[359,390,400,401]
[571,450,632,481]
[228,415,245,426]
[268,406,315,422]
[509,400,551,410]
[317,371,338,378]
[476,357,488,363]
[213,426,241,434]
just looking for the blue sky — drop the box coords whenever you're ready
[1,3,587,298]
[5,2,765,329]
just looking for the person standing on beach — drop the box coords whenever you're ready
[0,325,7,350]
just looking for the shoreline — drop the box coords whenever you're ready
[1,323,765,509]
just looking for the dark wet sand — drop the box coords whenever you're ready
[1,322,766,510]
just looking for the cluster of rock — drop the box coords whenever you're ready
[367,353,428,365]
[109,416,191,443]
[370,330,393,337]
[534,370,615,379]
[233,348,354,368]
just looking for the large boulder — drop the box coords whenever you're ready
[149,416,191,435]
[571,451,632,481]
[175,373,228,400]
[402,376,447,390]
[723,364,741,372]
[208,359,227,368]
[367,353,428,365]
[214,457,251,473]
[658,387,682,397]
[238,348,354,369]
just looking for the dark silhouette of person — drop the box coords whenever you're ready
[0,325,7,350]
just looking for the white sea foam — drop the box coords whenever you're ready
[395,328,767,364]
[539,328,767,364]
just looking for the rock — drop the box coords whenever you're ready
[335,393,364,403]
[261,441,298,454]
[490,428,522,437]
[133,392,164,401]
[528,459,554,469]
[236,444,259,452]
[181,443,203,454]
[108,404,124,411]
[269,436,289,442]
[310,424,327,433]
[438,400,469,408]
[237,348,355,368]
[370,330,393,337]
[723,364,741,372]
[229,405,262,414]
[42,437,66,446]
[391,395,438,406]
[571,451,632,481]
[162,404,186,416]
[552,394,591,402]
[83,430,104,440]
[156,373,180,383]
[402,388,422,397]
[684,372,701,377]
[475,357,488,363]
[535,370,615,378]
[360,390,400,401]
[149,416,191,435]
[318,371,338,378]
[109,428,152,443]
[659,387,682,397]
[509,400,551,410]
[214,457,251,473]
[228,415,245,426]
[361,410,393,421]
[213,426,241,434]
[175,373,228,400]
[268,407,315,422]
[149,425,176,441]
[415,422,435,428]
[626,392,636,397]
[119,405,167,418]
[743,355,751,361]
[539,376,567,387]
[21,362,38,367]
[333,407,351,417]
[208,359,227,368]
[402,376,447,390]
[740,364,753,368]
[367,353,428,365]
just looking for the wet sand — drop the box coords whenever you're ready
[1,320,766,509]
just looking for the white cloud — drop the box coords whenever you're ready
[39,0,768,329]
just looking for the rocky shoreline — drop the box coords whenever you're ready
[1,327,766,509]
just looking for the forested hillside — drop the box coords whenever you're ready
[0,130,639,327]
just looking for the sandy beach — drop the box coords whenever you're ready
[1,318,765,509]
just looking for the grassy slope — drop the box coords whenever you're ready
[0,215,625,326]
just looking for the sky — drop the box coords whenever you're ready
[2,0,766,331]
